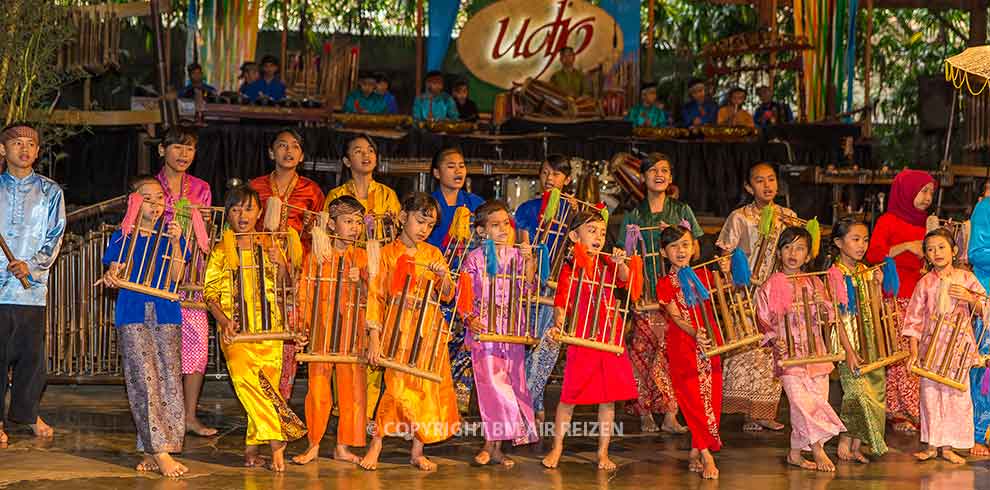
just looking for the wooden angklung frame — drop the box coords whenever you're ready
[176,206,225,310]
[910,294,986,392]
[108,215,189,301]
[696,264,762,358]
[227,231,299,344]
[840,265,908,374]
[775,271,845,367]
[554,249,631,355]
[752,213,807,282]
[475,245,542,346]
[531,189,599,291]
[295,243,366,363]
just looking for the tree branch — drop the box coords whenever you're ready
[931,11,969,44]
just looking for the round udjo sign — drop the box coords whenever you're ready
[456,0,623,90]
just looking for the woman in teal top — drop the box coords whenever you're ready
[626,83,669,128]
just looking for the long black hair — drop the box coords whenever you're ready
[821,216,868,269]
[922,227,958,270]
[775,226,813,272]
[339,133,379,184]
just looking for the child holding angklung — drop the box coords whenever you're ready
[655,225,723,479]
[541,207,638,471]
[360,192,460,471]
[756,226,845,472]
[904,227,986,464]
[102,176,191,477]
[291,195,370,465]
[203,185,306,472]
[829,217,891,463]
[461,200,539,467]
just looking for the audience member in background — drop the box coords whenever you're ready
[451,79,479,123]
[413,71,459,122]
[242,55,287,102]
[626,83,668,128]
[717,87,755,128]
[179,63,217,99]
[680,79,718,127]
[375,73,399,114]
[238,62,260,96]
[549,46,587,98]
[344,72,388,114]
[754,86,794,128]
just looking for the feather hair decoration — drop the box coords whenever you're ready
[120,192,144,236]
[594,202,609,224]
[677,267,710,307]
[881,257,900,296]
[390,254,414,295]
[366,239,381,278]
[264,196,283,231]
[730,248,751,286]
[926,215,940,233]
[483,239,498,277]
[765,272,793,315]
[624,225,641,256]
[805,217,821,258]
[456,272,474,315]
[627,255,644,302]
[449,206,472,241]
[758,203,775,236]
[827,266,848,310]
[286,228,303,269]
[542,188,561,225]
[536,243,550,284]
[221,228,239,270]
[572,241,592,272]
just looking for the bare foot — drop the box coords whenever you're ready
[541,445,563,469]
[535,411,546,427]
[973,444,990,457]
[30,417,54,438]
[812,446,836,472]
[661,413,688,434]
[0,424,7,448]
[474,450,492,465]
[597,452,617,471]
[837,436,853,461]
[334,444,361,464]
[270,441,287,472]
[490,446,514,468]
[940,448,966,464]
[755,419,785,431]
[850,447,870,464]
[136,454,160,472]
[689,449,702,472]
[640,414,660,433]
[245,446,266,467]
[787,449,816,470]
[292,444,320,465]
[185,418,218,437]
[153,453,188,478]
[410,455,437,471]
[894,421,917,434]
[700,450,719,480]
[359,438,383,471]
[913,447,937,461]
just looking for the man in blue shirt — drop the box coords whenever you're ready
[241,55,287,102]
[680,78,718,127]
[178,63,217,99]
[412,71,458,121]
[375,73,399,114]
[753,85,794,128]
[344,72,388,114]
[0,123,66,443]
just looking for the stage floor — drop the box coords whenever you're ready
[1,383,988,490]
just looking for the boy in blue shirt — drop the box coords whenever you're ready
[242,55,287,102]
[680,78,718,127]
[626,82,668,128]
[375,73,399,114]
[344,72,388,114]
[413,71,458,121]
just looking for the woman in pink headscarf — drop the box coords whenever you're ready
[865,169,936,433]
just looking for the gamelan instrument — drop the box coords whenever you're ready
[609,153,646,203]
[175,206,225,310]
[911,293,986,392]
[0,234,31,289]
[774,271,845,367]
[332,113,412,130]
[227,232,300,344]
[517,78,601,119]
[474,244,543,346]
[417,120,476,134]
[554,249,632,355]
[927,217,970,264]
[632,127,690,141]
[836,265,908,375]
[295,241,367,363]
[377,259,455,382]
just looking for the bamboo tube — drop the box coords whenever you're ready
[938,315,964,377]
[802,286,818,356]
[922,313,947,370]
[712,270,737,341]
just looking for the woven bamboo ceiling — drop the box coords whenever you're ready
[696,0,975,8]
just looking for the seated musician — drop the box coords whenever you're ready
[549,46,587,98]
[241,55,287,102]
[413,71,459,122]
[375,73,399,114]
[238,61,260,97]
[754,85,794,128]
[178,63,217,99]
[451,79,479,123]
[344,72,388,114]
[717,87,755,128]
[626,83,668,128]
[680,79,718,128]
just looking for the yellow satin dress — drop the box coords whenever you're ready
[203,241,305,445]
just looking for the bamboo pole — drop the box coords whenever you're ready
[281,0,289,81]
[863,0,873,137]
[646,0,655,83]
[415,0,424,97]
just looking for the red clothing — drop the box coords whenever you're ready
[553,258,637,405]
[866,212,925,298]
[657,268,723,451]
[249,173,326,234]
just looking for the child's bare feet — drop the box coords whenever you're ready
[597,451,616,471]
[0,424,7,447]
[30,417,53,438]
[245,445,265,467]
[334,444,361,464]
[940,448,966,464]
[269,441,287,472]
[136,454,160,472]
[292,444,320,465]
[837,436,853,461]
[410,455,437,471]
[913,446,937,461]
[893,421,917,433]
[541,444,563,469]
[700,450,719,479]
[535,411,546,426]
[152,452,188,478]
[661,412,688,434]
[755,419,784,431]
[640,414,660,433]
[359,437,383,470]
[972,443,990,456]
[812,445,835,472]
[787,449,816,470]
[688,449,702,472]
[185,418,217,437]
[474,450,491,465]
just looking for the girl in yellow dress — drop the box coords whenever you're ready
[204,185,306,472]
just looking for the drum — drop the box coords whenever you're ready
[295,251,366,363]
[601,90,625,117]
[775,271,845,367]
[609,153,645,203]
[227,232,300,344]
[475,245,541,346]
[571,96,600,118]
[520,78,570,117]
[377,266,454,382]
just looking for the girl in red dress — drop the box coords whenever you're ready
[541,208,638,471]
[656,225,724,479]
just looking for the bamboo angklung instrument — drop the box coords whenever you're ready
[295,249,367,364]
[110,215,184,301]
[631,223,666,307]
[227,232,299,344]
[751,211,807,284]
[831,264,909,375]
[476,247,542,345]
[532,190,599,291]
[910,288,989,391]
[176,206,225,310]
[777,271,845,367]
[553,249,631,355]
[697,264,762,358]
